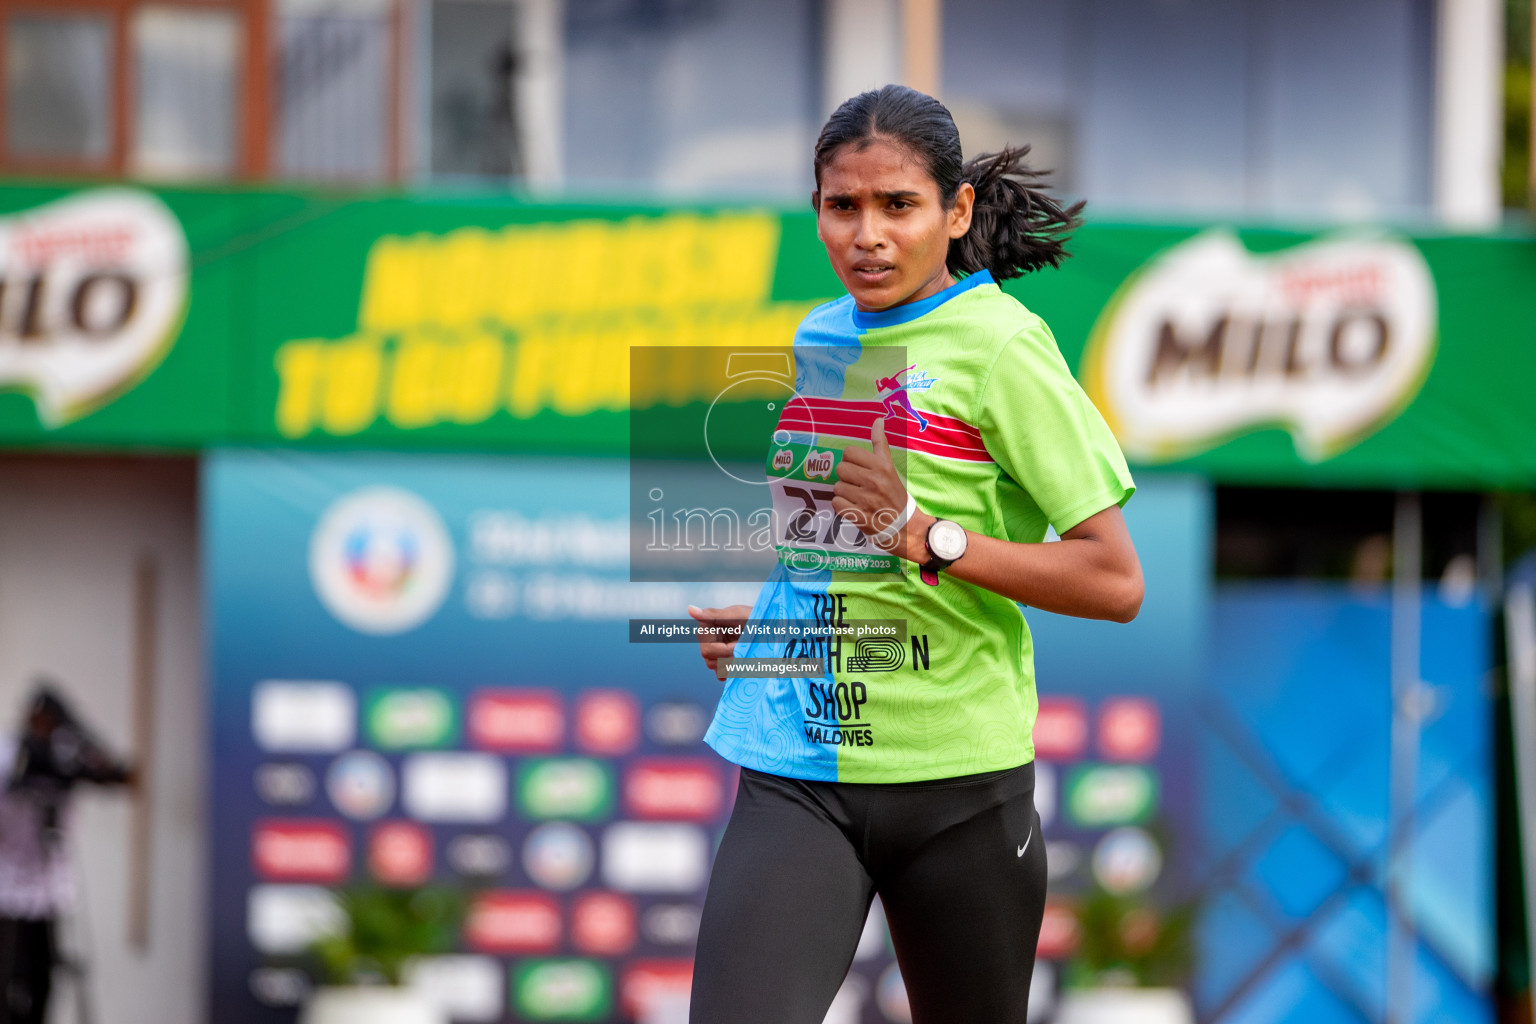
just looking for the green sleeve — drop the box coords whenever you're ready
[976,319,1135,535]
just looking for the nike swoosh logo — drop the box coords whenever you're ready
[1017,828,1033,858]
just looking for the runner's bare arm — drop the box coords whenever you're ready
[834,420,1142,622]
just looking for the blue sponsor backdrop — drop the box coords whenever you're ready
[204,449,1213,1023]
[1198,587,1494,1024]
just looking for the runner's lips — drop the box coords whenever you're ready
[853,260,895,283]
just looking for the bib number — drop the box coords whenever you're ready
[767,443,899,574]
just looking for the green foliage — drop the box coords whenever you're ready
[1505,62,1532,210]
[1499,491,1536,565]
[309,888,464,987]
[1509,0,1534,210]
[1067,886,1195,990]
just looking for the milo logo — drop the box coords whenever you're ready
[1082,230,1436,462]
[0,189,188,426]
[771,448,794,472]
[803,449,834,480]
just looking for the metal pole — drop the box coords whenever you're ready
[1386,492,1422,1024]
[1505,581,1536,1020]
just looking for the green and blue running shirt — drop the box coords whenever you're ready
[704,270,1135,783]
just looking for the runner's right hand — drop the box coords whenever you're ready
[688,604,752,682]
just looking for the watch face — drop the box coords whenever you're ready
[929,520,967,561]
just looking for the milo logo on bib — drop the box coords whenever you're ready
[765,441,899,575]
[803,449,834,480]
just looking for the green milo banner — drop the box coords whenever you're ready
[0,184,1532,488]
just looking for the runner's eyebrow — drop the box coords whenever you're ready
[820,190,924,204]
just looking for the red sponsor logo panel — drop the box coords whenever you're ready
[368,821,433,887]
[1036,900,1081,960]
[624,759,724,821]
[1098,697,1162,762]
[253,820,351,883]
[468,689,564,753]
[464,891,561,954]
[571,891,638,956]
[575,690,640,755]
[621,959,694,1020]
[1033,698,1089,762]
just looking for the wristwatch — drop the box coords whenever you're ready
[920,519,968,586]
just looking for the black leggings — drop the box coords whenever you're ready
[690,762,1047,1024]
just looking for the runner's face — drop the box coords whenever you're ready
[814,139,973,312]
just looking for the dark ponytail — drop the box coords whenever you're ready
[813,85,1084,281]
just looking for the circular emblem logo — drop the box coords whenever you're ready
[521,822,594,891]
[325,750,395,820]
[1091,826,1163,895]
[309,487,454,635]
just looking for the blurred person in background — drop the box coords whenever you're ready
[689,85,1141,1024]
[0,682,133,1024]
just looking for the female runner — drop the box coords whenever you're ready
[687,84,1143,1024]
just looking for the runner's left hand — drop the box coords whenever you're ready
[834,418,933,561]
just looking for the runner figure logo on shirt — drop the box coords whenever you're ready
[875,364,934,432]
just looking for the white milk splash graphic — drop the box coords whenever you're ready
[0,189,189,425]
[1082,230,1437,462]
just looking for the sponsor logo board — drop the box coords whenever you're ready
[448,833,512,878]
[512,960,612,1022]
[1036,900,1081,959]
[309,487,455,635]
[640,903,701,946]
[620,960,693,1022]
[1065,765,1159,827]
[0,189,189,426]
[401,752,506,822]
[252,681,355,753]
[575,690,640,755]
[1098,697,1161,761]
[246,885,344,954]
[255,763,316,806]
[404,956,505,1023]
[1083,229,1437,463]
[522,822,596,891]
[623,759,723,820]
[1092,827,1163,895]
[368,821,433,887]
[1033,698,1088,761]
[518,759,613,821]
[600,823,709,893]
[469,689,563,752]
[571,892,638,956]
[252,821,351,883]
[644,702,709,746]
[464,891,561,954]
[367,688,458,749]
[325,750,395,819]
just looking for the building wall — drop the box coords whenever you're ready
[942,0,1435,222]
[0,455,204,1024]
[563,0,823,198]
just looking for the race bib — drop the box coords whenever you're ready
[766,441,900,574]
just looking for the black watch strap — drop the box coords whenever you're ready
[919,552,956,586]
